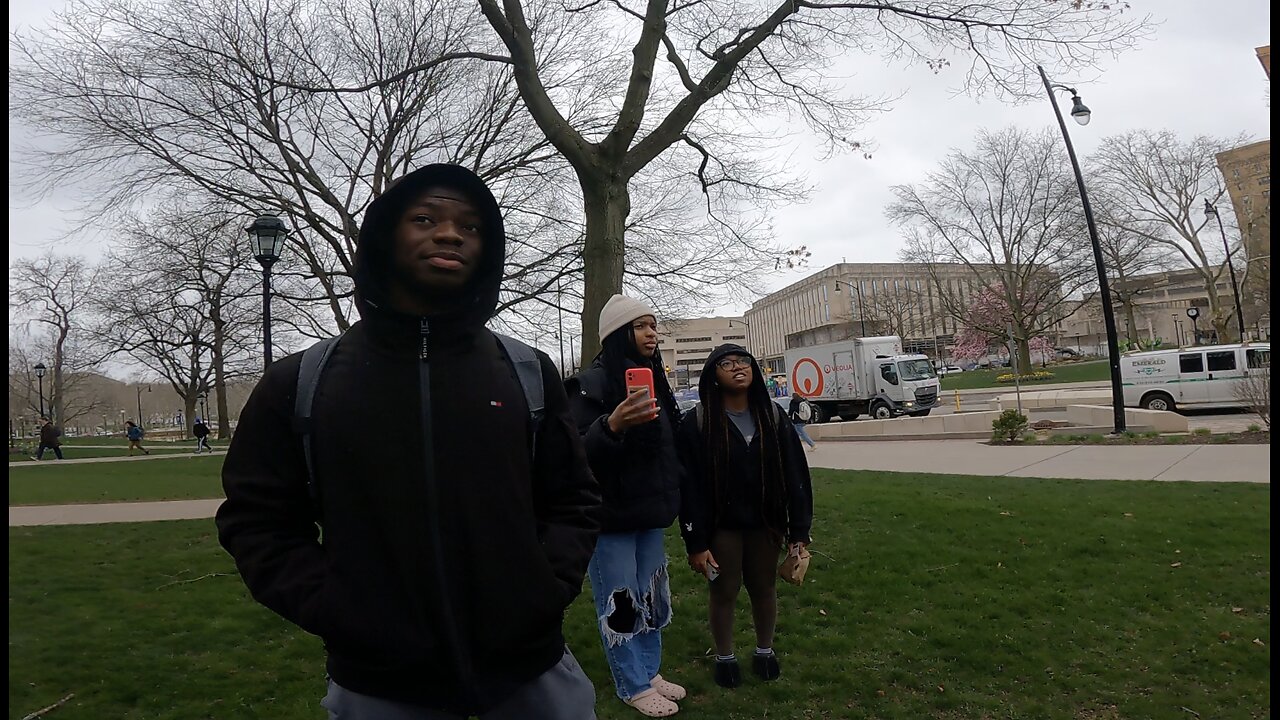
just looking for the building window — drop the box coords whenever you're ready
[724,335,746,340]
[675,336,712,343]
[677,347,714,355]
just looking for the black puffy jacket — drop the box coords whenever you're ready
[566,359,681,533]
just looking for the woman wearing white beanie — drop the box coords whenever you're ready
[565,294,685,717]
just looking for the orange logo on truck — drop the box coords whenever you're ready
[792,357,824,397]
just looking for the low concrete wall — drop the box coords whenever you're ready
[809,410,1002,440]
[987,389,1109,411]
[1065,405,1189,433]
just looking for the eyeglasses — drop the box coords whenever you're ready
[716,357,752,372]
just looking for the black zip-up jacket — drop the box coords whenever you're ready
[39,423,61,447]
[566,360,681,533]
[216,165,601,715]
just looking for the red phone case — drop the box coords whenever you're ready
[625,367,656,400]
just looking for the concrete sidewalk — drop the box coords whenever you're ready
[809,439,1270,483]
[10,499,223,527]
[11,452,225,468]
[8,439,1267,527]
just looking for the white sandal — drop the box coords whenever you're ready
[651,674,687,701]
[625,688,679,717]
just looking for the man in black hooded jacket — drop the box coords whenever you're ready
[217,164,602,719]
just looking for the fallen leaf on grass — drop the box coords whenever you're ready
[1253,638,1266,647]
[1231,607,1244,613]
[876,690,886,698]
[1123,512,1134,518]
[1170,562,1182,568]
[1218,631,1232,641]
[819,609,827,616]
[936,685,945,693]
[999,511,1012,516]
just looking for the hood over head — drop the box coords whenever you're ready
[698,343,771,407]
[353,163,506,327]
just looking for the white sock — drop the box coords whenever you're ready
[755,647,774,657]
[716,653,736,662]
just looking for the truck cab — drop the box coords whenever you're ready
[869,354,940,419]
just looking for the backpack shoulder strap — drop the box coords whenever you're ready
[294,334,343,505]
[493,332,546,454]
[695,403,705,431]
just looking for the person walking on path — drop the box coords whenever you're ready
[566,295,685,718]
[124,421,150,456]
[217,164,602,720]
[35,417,64,460]
[677,344,814,689]
[192,417,212,454]
[787,395,817,451]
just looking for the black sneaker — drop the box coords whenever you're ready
[752,652,781,681]
[714,658,742,688]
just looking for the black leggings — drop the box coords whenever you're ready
[708,528,781,655]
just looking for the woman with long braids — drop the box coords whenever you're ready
[566,294,685,717]
[677,343,814,688]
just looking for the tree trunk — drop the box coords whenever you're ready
[578,177,631,365]
[184,396,198,437]
[209,301,232,440]
[1015,339,1033,376]
[1123,301,1139,346]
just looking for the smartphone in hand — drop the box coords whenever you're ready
[625,367,655,398]
[706,564,720,582]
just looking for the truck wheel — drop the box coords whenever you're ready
[809,404,827,424]
[870,401,893,420]
[908,409,931,417]
[1141,392,1176,413]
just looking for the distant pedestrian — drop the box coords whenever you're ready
[192,417,212,453]
[124,420,150,456]
[35,417,64,461]
[788,395,816,451]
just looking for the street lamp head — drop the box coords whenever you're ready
[1202,198,1218,218]
[33,362,46,378]
[246,214,289,265]
[1069,95,1091,125]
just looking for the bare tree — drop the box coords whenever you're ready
[10,254,107,426]
[1234,364,1269,429]
[10,0,585,337]
[862,283,924,339]
[288,0,1150,360]
[1088,130,1249,341]
[892,127,1094,369]
[104,200,263,438]
[1092,218,1170,343]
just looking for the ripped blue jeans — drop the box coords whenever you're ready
[586,529,672,700]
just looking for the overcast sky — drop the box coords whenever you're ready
[8,0,1272,319]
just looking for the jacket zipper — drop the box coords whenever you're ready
[417,318,479,708]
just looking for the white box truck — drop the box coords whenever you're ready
[1121,342,1269,412]
[784,336,941,422]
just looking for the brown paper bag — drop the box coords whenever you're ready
[778,544,811,586]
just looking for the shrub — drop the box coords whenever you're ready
[1247,424,1262,433]
[991,409,1030,443]
[995,370,1056,384]
[1234,365,1270,429]
[1192,428,1212,437]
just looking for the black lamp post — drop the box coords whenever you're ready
[33,363,47,418]
[1185,306,1201,345]
[246,214,289,368]
[1038,65,1125,434]
[832,281,869,336]
[1202,199,1248,342]
[137,385,150,430]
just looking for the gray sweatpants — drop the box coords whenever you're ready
[321,648,597,720]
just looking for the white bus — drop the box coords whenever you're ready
[1121,342,1270,412]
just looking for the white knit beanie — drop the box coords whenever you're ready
[598,294,657,342]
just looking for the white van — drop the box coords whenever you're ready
[1121,343,1270,412]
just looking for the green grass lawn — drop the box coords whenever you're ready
[941,360,1110,391]
[8,470,1270,719]
[8,456,225,506]
[46,436,227,447]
